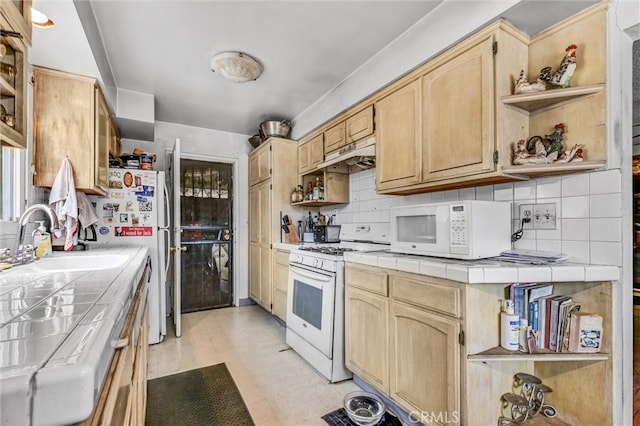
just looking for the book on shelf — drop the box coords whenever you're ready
[559,302,581,352]
[548,295,572,351]
[568,312,603,353]
[510,282,545,321]
[536,294,555,349]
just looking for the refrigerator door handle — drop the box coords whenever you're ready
[161,227,171,276]
[163,185,171,229]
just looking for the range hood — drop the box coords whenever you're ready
[317,136,376,171]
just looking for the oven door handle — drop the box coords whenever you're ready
[290,267,334,283]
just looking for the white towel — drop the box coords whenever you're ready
[48,157,78,251]
[76,192,99,229]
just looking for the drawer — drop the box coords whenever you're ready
[346,264,388,296]
[274,249,290,265]
[390,275,461,318]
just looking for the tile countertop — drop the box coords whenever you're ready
[0,245,149,426]
[343,251,620,283]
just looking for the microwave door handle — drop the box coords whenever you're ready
[291,267,333,283]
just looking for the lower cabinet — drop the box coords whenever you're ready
[345,263,613,426]
[80,265,149,425]
[272,249,290,321]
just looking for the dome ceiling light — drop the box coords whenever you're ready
[31,7,55,28]
[210,51,261,83]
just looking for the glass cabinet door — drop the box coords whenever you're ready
[0,19,27,148]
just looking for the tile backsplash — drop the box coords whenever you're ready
[334,168,623,266]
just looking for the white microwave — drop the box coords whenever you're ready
[389,200,512,260]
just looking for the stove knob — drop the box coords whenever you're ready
[312,258,319,268]
[316,259,324,269]
[295,255,302,263]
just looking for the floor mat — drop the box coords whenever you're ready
[322,407,403,426]
[146,363,254,426]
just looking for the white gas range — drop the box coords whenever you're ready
[286,223,390,382]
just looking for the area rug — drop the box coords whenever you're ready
[146,363,254,426]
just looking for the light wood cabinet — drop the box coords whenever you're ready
[346,262,614,426]
[248,142,271,186]
[0,10,28,149]
[421,36,495,183]
[249,179,271,309]
[81,262,149,426]
[346,105,374,143]
[376,80,422,191]
[272,248,290,321]
[298,133,324,175]
[0,0,31,46]
[32,67,117,195]
[345,286,389,394]
[324,121,346,154]
[324,105,375,155]
[248,137,300,313]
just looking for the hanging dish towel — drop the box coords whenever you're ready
[76,191,99,230]
[49,157,79,251]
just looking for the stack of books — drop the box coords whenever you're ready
[508,283,601,353]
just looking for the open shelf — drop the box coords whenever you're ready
[0,121,22,147]
[0,75,16,96]
[468,346,609,362]
[501,84,604,113]
[502,160,606,177]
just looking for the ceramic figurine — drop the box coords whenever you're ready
[545,44,578,88]
[513,69,547,94]
[544,123,566,157]
[557,144,584,163]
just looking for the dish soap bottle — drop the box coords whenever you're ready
[500,300,519,351]
[33,221,52,258]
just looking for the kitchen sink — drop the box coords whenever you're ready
[31,254,129,272]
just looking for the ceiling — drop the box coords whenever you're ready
[29,0,601,139]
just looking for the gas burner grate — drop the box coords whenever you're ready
[298,247,355,256]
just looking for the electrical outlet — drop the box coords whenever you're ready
[519,204,534,230]
[533,203,557,230]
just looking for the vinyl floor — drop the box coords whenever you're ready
[147,305,360,425]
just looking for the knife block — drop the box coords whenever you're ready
[284,224,300,243]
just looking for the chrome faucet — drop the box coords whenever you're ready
[15,204,60,260]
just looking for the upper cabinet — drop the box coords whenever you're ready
[0,4,29,149]
[376,80,422,191]
[324,105,375,155]
[32,67,117,195]
[298,133,324,175]
[248,141,272,186]
[0,0,31,46]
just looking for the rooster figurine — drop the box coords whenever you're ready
[544,44,578,88]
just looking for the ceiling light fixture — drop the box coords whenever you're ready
[210,51,261,83]
[31,7,55,28]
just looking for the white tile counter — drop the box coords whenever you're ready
[0,245,149,426]
[343,251,620,283]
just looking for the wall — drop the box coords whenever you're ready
[334,168,622,266]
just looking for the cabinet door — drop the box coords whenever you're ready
[297,141,311,174]
[272,249,289,320]
[422,36,495,182]
[324,121,346,154]
[258,245,272,310]
[95,90,110,193]
[345,286,389,393]
[249,243,260,300]
[248,184,261,243]
[249,144,271,185]
[376,80,422,191]
[390,301,460,421]
[309,134,324,169]
[0,0,32,46]
[346,105,374,143]
[0,19,27,148]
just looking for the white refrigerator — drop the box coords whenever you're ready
[90,168,170,345]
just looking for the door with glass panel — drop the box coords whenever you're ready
[179,159,233,312]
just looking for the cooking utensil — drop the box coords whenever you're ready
[259,120,291,138]
[248,134,262,149]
